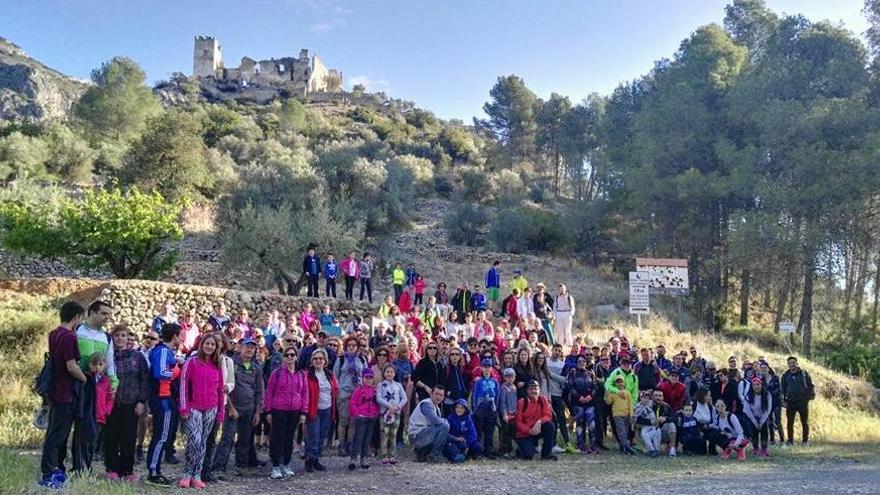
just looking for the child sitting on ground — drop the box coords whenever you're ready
[675,403,705,455]
[634,391,661,457]
[444,399,482,462]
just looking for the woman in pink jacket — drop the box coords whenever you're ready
[178,334,225,489]
[264,347,308,479]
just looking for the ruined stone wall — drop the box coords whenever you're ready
[0,277,377,332]
[309,54,330,93]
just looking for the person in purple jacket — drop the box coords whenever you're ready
[264,347,309,479]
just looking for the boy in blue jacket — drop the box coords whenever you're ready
[324,253,338,298]
[145,323,181,487]
[444,399,482,462]
[470,359,499,459]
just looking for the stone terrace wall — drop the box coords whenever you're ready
[0,277,376,331]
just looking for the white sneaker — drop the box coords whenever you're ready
[551,445,566,454]
[668,447,677,457]
[269,467,283,480]
[282,464,295,477]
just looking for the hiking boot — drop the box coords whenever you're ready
[313,459,327,471]
[145,475,172,488]
[736,448,746,461]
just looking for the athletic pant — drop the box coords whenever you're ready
[640,426,661,452]
[269,411,300,467]
[183,408,217,478]
[414,294,424,305]
[515,422,555,459]
[146,398,177,476]
[104,403,138,476]
[472,408,496,456]
[350,417,376,462]
[71,417,95,473]
[379,416,401,458]
[359,278,372,302]
[550,395,569,445]
[749,419,769,449]
[307,275,319,297]
[786,400,809,444]
[40,401,74,476]
[214,410,255,470]
[325,279,337,298]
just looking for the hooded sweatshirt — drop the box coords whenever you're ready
[447,401,479,446]
[349,383,380,418]
[179,356,225,423]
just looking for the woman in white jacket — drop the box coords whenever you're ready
[553,285,575,348]
[742,378,772,457]
[709,399,748,460]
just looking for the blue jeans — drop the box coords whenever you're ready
[306,408,332,461]
[412,423,449,460]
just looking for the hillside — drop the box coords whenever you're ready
[0,37,87,122]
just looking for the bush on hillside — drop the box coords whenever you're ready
[490,205,570,254]
[445,202,488,246]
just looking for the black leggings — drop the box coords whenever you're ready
[269,411,300,467]
[750,420,769,449]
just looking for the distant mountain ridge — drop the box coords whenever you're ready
[0,37,88,123]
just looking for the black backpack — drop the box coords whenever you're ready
[33,352,54,398]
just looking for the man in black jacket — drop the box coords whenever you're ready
[302,247,321,297]
[781,356,814,446]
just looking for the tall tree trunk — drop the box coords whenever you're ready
[842,247,854,322]
[553,148,560,195]
[798,260,815,359]
[872,251,880,332]
[739,269,750,326]
[762,283,772,309]
[773,265,792,333]
[854,250,870,318]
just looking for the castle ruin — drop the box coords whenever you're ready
[193,36,342,96]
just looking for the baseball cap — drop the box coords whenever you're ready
[526,380,539,388]
[241,338,257,346]
[502,368,515,377]
[481,358,493,367]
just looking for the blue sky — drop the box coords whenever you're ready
[1,0,869,121]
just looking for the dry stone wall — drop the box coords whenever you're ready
[0,277,377,332]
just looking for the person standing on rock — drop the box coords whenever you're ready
[359,252,374,303]
[152,301,178,334]
[207,302,231,334]
[302,247,322,298]
[323,253,338,298]
[392,262,405,304]
[340,251,360,301]
[485,261,501,311]
[553,285,575,348]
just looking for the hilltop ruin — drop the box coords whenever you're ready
[192,36,342,96]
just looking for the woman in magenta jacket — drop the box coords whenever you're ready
[264,348,309,479]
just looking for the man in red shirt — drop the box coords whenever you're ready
[514,381,557,460]
[40,301,87,488]
[658,370,687,412]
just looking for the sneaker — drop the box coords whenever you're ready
[50,469,66,486]
[625,447,638,455]
[736,448,746,461]
[762,448,771,457]
[304,460,314,473]
[269,467,283,480]
[552,445,566,454]
[123,474,139,482]
[165,453,181,465]
[564,443,579,454]
[191,478,206,490]
[179,477,191,488]
[668,447,676,458]
[313,460,327,471]
[282,464,295,477]
[145,475,173,488]
[598,445,610,451]
[106,471,120,481]
[451,454,466,463]
[381,457,390,465]
[389,457,398,465]
[648,450,659,458]
[348,462,357,470]
[752,447,760,456]
[201,471,217,483]
[37,478,59,490]
[540,454,558,461]
[721,448,731,460]
[360,462,370,469]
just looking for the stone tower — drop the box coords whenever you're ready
[193,36,223,78]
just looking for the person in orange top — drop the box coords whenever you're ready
[514,381,557,460]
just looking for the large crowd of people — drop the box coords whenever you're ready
[37,259,816,489]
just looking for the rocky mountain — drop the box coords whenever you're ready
[0,37,87,123]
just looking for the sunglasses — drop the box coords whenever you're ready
[359,344,367,348]
[427,347,438,351]
[312,357,325,361]
[378,353,388,357]
[145,336,158,341]
[450,352,461,356]
[284,353,296,358]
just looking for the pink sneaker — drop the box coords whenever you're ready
[179,477,191,488]
[192,478,206,490]
[389,457,398,465]
[105,471,120,481]
[123,474,139,482]
[736,448,746,461]
[720,448,731,460]
[762,448,770,457]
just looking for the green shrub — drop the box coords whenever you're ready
[445,202,488,246]
[490,205,570,254]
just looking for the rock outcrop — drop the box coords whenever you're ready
[0,37,87,123]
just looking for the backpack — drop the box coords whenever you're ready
[803,371,815,401]
[33,351,54,398]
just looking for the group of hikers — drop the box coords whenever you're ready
[37,261,816,489]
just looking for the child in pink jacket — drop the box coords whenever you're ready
[348,368,380,470]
